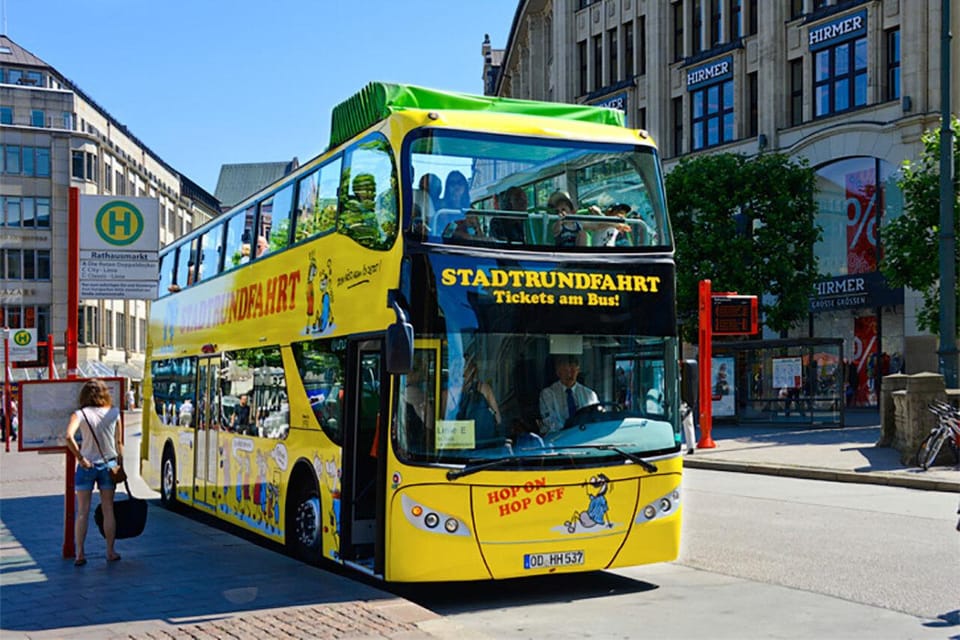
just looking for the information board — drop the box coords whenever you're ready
[18,378,124,452]
[711,295,758,335]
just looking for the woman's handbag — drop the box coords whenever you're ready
[95,477,148,539]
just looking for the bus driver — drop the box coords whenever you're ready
[539,355,598,434]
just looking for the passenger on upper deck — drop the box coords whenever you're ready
[548,191,587,247]
[412,172,442,235]
[442,171,485,240]
[589,203,632,247]
[489,186,526,243]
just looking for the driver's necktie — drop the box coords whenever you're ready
[566,387,577,419]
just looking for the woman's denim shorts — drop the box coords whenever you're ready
[75,460,117,491]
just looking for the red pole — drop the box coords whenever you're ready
[47,334,54,379]
[3,331,9,453]
[67,187,79,380]
[64,187,80,558]
[698,280,716,448]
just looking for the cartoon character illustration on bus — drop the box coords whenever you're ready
[564,474,613,533]
[318,258,335,333]
[323,455,342,555]
[303,255,335,335]
[305,251,318,334]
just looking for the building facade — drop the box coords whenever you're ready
[487,0,959,407]
[0,35,218,391]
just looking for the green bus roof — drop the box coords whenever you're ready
[328,82,626,149]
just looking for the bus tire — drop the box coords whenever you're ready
[160,446,178,508]
[287,475,321,564]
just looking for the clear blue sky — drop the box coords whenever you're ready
[4,0,519,194]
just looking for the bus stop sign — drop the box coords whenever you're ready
[711,295,758,335]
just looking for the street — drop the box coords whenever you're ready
[1,418,958,639]
[391,469,959,640]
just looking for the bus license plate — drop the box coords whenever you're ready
[523,550,585,570]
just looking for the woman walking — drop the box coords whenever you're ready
[64,379,123,565]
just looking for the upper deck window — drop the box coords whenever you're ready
[404,130,671,251]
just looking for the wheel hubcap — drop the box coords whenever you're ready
[162,459,174,499]
[295,497,320,548]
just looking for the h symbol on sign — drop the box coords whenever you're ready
[108,209,133,237]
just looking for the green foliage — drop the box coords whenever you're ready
[666,152,821,343]
[880,117,960,332]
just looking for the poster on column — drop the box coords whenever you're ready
[853,315,878,406]
[711,357,736,417]
[845,168,877,274]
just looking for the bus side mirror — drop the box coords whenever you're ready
[386,321,413,374]
[386,289,413,374]
[680,359,698,409]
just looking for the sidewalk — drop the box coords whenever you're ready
[0,414,468,640]
[684,410,960,493]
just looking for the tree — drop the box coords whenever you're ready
[879,117,960,333]
[666,152,821,343]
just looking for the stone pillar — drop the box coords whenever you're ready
[893,372,947,464]
[878,374,909,446]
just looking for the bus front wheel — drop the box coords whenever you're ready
[287,480,321,564]
[160,448,178,508]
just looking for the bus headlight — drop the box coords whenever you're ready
[636,486,682,525]
[400,494,471,536]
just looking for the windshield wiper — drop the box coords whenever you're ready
[551,444,658,473]
[446,452,559,481]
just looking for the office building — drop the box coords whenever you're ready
[487,0,959,406]
[0,35,219,392]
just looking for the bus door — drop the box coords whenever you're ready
[192,356,222,510]
[340,339,386,572]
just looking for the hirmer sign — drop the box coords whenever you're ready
[686,55,733,90]
[808,10,867,51]
[79,195,159,300]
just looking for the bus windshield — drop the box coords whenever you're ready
[396,333,679,466]
[404,130,670,249]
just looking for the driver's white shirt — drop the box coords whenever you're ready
[539,381,599,434]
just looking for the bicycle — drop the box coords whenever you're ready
[915,401,960,470]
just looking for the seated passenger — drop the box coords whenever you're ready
[489,186,527,243]
[548,191,587,247]
[539,355,599,434]
[589,203,632,247]
[412,173,442,233]
[455,357,502,447]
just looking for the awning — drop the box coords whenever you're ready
[78,360,144,381]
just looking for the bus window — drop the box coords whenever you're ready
[339,135,397,250]
[157,251,174,297]
[291,339,347,444]
[406,130,670,249]
[196,225,224,282]
[221,346,289,439]
[258,184,294,256]
[150,356,197,427]
[295,157,342,242]
[223,209,248,271]
[175,239,198,288]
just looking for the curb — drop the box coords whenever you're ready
[683,458,960,493]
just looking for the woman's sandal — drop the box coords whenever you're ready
[107,554,121,562]
[74,558,87,567]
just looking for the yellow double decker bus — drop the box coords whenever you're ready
[141,83,681,582]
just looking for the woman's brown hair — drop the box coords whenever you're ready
[78,379,112,408]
